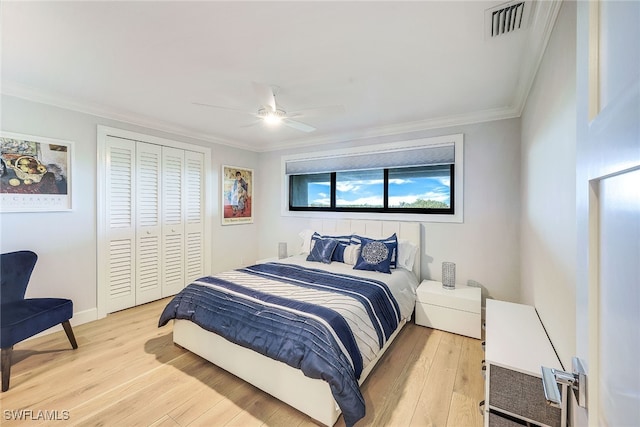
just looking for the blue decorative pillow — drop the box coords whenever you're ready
[311,232,352,262]
[306,238,339,264]
[353,235,398,274]
[351,233,398,268]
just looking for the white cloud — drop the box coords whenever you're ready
[336,196,384,207]
[388,178,410,185]
[336,182,361,192]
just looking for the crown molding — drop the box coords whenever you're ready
[1,81,256,152]
[2,81,520,153]
[259,105,521,152]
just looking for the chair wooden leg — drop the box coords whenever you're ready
[62,321,78,349]
[1,347,13,392]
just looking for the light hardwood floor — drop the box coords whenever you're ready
[0,298,485,426]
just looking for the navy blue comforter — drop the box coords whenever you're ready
[158,262,401,426]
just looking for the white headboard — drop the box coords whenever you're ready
[308,219,421,280]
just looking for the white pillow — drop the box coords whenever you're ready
[298,229,315,254]
[397,239,418,271]
[343,244,361,265]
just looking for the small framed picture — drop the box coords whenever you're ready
[221,165,253,225]
[0,132,73,212]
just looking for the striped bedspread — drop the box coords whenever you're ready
[158,262,403,426]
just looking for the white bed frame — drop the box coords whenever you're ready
[172,220,421,426]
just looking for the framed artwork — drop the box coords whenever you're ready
[222,165,253,225]
[0,132,73,212]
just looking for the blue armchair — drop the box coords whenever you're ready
[0,250,78,392]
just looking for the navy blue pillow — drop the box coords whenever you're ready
[306,238,339,264]
[353,236,396,274]
[351,233,398,268]
[332,243,348,262]
[311,232,352,262]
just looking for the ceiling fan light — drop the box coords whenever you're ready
[258,108,285,125]
[264,113,282,125]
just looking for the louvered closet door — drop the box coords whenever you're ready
[162,146,186,297]
[185,150,205,283]
[105,136,136,313]
[135,142,163,304]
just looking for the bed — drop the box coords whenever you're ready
[158,220,421,426]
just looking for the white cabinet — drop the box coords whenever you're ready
[415,279,481,339]
[101,134,206,314]
[484,300,566,427]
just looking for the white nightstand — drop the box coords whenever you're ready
[414,280,482,339]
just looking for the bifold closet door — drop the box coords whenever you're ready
[135,142,163,304]
[184,150,205,283]
[104,136,136,313]
[162,146,186,297]
[102,134,207,313]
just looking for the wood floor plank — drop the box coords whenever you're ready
[148,415,181,427]
[70,354,201,426]
[166,366,248,426]
[0,299,485,427]
[224,391,283,427]
[370,328,444,427]
[354,324,430,426]
[4,329,180,412]
[446,391,483,427]
[409,332,464,427]
[259,403,309,427]
[186,381,260,426]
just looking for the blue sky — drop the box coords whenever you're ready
[308,176,450,207]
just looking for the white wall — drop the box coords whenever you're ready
[0,94,258,323]
[257,118,522,304]
[520,0,576,369]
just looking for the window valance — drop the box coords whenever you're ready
[284,143,454,175]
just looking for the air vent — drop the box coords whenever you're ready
[486,1,527,38]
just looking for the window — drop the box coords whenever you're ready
[336,170,384,208]
[388,165,453,211]
[283,134,463,222]
[289,173,331,208]
[289,164,454,214]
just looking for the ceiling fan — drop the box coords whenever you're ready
[194,82,343,133]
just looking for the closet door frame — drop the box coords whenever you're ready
[97,126,213,319]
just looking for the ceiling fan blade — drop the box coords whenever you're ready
[252,81,277,112]
[287,104,345,118]
[192,102,252,115]
[239,119,262,128]
[283,118,316,133]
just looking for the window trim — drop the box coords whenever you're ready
[281,134,464,223]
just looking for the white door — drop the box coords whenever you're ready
[136,141,163,304]
[104,136,136,313]
[162,146,185,296]
[576,1,640,426]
